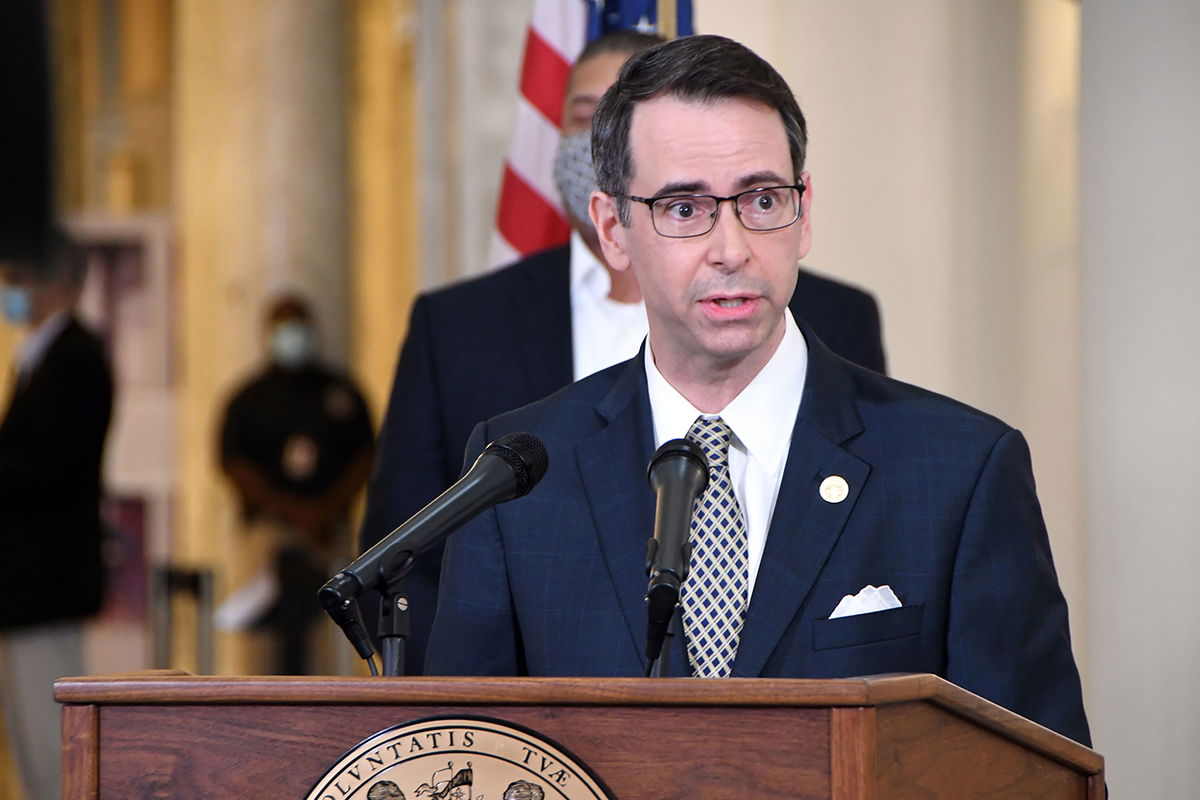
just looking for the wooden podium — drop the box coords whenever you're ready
[55,672,1102,799]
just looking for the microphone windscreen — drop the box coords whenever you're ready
[484,432,549,497]
[648,438,708,485]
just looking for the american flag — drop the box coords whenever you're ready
[488,0,695,268]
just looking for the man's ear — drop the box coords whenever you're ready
[796,171,813,261]
[590,191,632,272]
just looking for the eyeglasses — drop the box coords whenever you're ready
[620,184,805,238]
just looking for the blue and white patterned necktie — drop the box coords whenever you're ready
[681,415,749,678]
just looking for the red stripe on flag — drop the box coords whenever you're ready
[519,28,571,127]
[496,165,570,256]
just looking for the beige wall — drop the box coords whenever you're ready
[1081,1,1200,796]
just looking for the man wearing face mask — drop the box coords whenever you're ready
[218,293,374,674]
[0,231,112,800]
[358,30,888,676]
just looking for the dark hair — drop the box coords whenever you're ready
[43,228,86,286]
[265,291,314,326]
[573,30,665,73]
[591,34,808,223]
[5,226,85,288]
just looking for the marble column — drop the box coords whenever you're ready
[175,0,348,673]
[347,0,422,418]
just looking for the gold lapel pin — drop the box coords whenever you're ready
[819,475,849,504]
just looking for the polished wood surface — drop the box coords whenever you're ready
[60,706,97,800]
[56,672,1104,800]
[831,707,876,800]
[875,701,1085,798]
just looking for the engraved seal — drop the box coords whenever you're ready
[305,717,616,800]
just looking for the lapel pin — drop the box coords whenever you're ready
[819,475,849,504]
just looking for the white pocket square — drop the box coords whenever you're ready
[829,584,902,619]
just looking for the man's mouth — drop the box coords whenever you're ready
[700,295,760,319]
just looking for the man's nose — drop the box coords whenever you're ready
[706,200,751,271]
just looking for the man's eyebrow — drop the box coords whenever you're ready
[650,180,710,197]
[736,170,791,189]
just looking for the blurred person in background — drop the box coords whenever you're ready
[0,230,113,800]
[219,293,374,675]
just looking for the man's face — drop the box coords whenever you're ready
[561,50,629,134]
[591,95,812,379]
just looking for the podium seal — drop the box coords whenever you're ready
[304,717,616,800]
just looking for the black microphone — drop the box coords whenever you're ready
[319,432,549,658]
[322,594,375,662]
[644,438,708,666]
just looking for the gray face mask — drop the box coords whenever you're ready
[270,321,316,368]
[552,129,598,229]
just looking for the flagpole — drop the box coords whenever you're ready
[658,0,678,39]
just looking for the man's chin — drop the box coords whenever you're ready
[697,335,777,371]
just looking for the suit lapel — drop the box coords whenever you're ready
[576,355,659,670]
[2,317,76,425]
[512,246,573,400]
[732,325,871,677]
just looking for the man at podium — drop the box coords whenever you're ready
[425,34,1091,747]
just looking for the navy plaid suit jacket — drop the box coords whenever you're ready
[426,319,1091,747]
[360,245,886,675]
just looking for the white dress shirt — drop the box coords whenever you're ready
[15,309,70,385]
[644,310,808,600]
[568,231,648,381]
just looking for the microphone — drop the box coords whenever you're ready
[644,438,708,666]
[321,593,375,662]
[319,432,549,656]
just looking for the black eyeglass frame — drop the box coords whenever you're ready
[619,183,807,238]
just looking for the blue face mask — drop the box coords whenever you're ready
[1,286,33,325]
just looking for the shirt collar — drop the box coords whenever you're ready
[644,309,808,475]
[568,229,612,300]
[17,310,71,376]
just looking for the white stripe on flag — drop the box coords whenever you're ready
[529,0,588,62]
[507,96,565,215]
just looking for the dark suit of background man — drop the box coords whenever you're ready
[0,235,113,800]
[425,34,1091,747]
[358,31,887,676]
